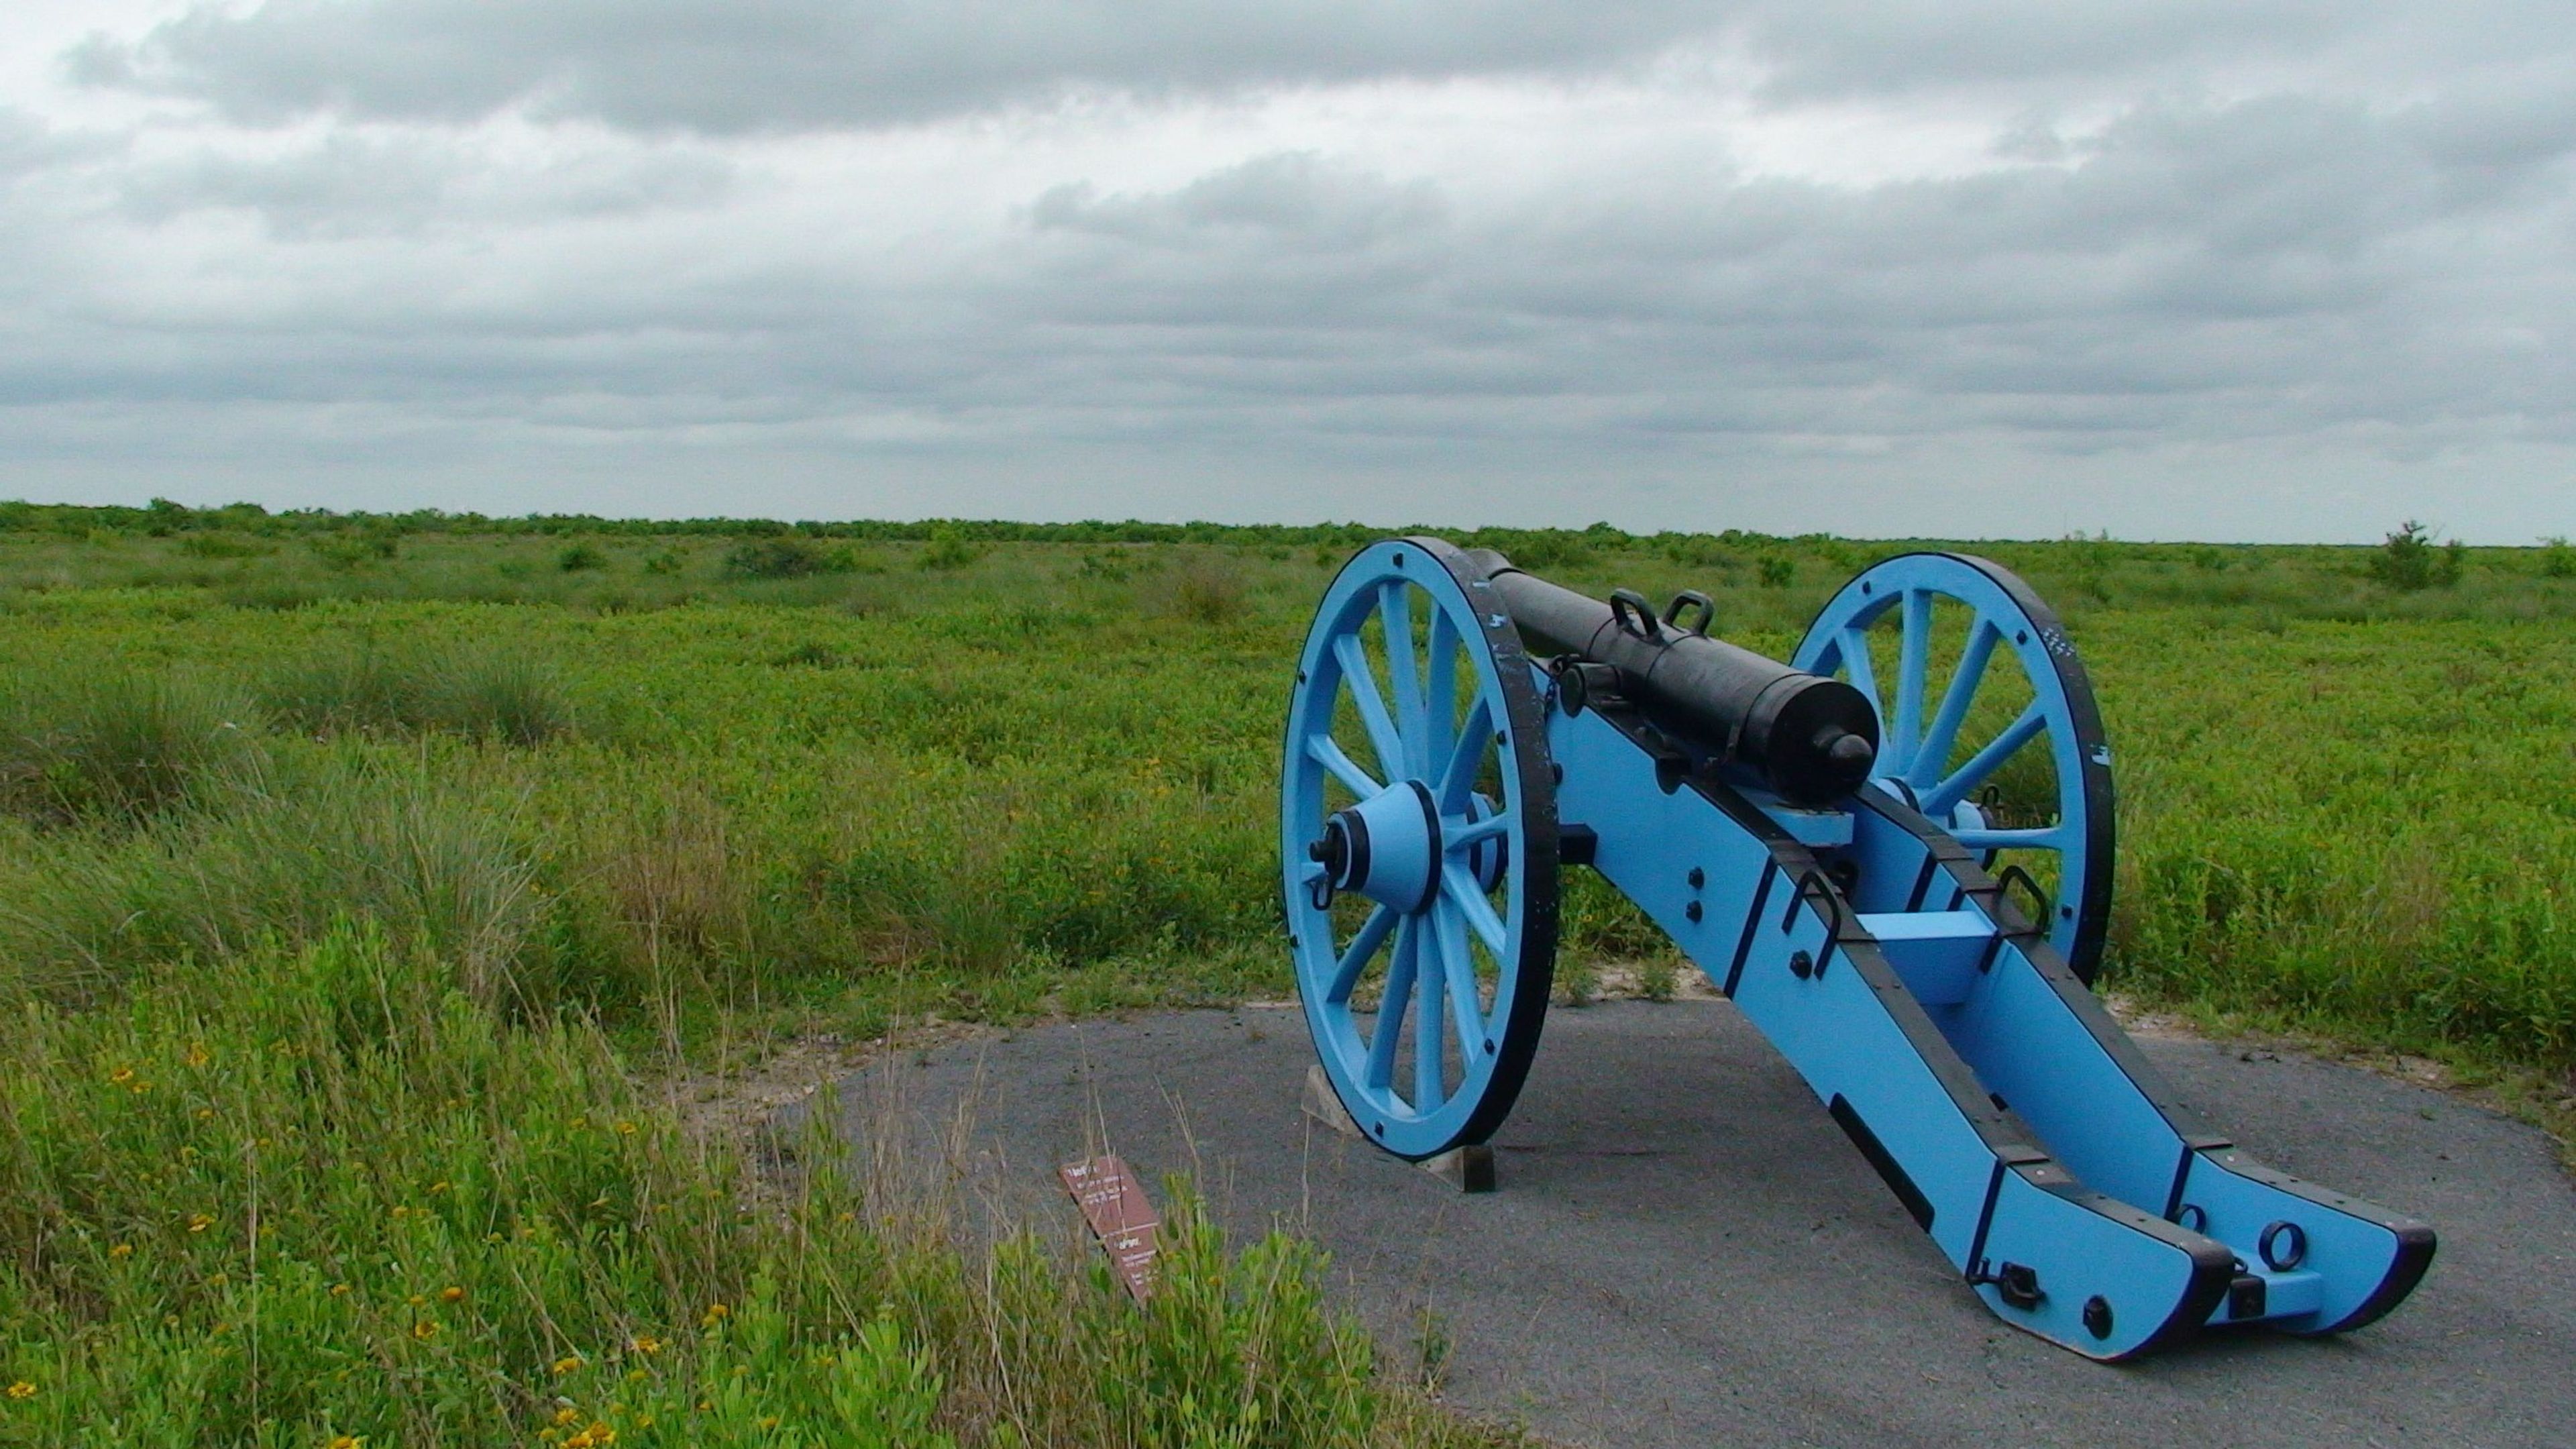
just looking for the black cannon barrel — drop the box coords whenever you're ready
[1464,549,1878,805]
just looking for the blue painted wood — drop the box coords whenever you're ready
[1541,690,2429,1356]
[1283,540,1556,1160]
[1287,539,2434,1356]
[1793,552,2114,979]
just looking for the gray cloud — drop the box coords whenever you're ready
[68,0,2576,137]
[977,88,2575,453]
[70,0,1721,133]
[115,134,737,237]
[7,3,2574,539]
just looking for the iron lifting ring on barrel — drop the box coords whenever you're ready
[1280,538,1558,1161]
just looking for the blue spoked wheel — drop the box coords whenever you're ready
[1282,538,1559,1160]
[1793,553,2116,983]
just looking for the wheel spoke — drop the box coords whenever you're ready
[1380,583,1425,777]
[1837,625,1882,724]
[1923,701,2047,816]
[1305,732,1382,799]
[1892,589,1933,767]
[1424,608,1460,780]
[1949,825,2072,853]
[1434,903,1491,1057]
[1415,921,1445,1110]
[1365,916,1420,1089]
[1434,697,1492,812]
[1333,635,1408,784]
[1445,811,1512,849]
[1326,904,1397,1004]
[1442,863,1508,953]
[1909,620,2001,788]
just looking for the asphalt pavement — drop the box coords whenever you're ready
[798,999,2575,1449]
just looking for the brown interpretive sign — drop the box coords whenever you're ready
[1059,1155,1161,1301]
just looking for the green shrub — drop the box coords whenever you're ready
[643,548,686,576]
[307,531,399,570]
[726,539,835,577]
[217,579,326,610]
[175,533,268,559]
[918,528,985,572]
[0,671,265,826]
[1756,554,1794,588]
[2541,537,2574,579]
[558,543,606,572]
[2369,521,2465,590]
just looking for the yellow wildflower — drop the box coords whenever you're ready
[439,1286,464,1303]
[187,1214,214,1234]
[429,1181,450,1195]
[325,1437,364,1449]
[109,1067,133,1084]
[185,1043,211,1068]
[330,1283,352,1297]
[109,1243,133,1260]
[700,1303,729,1327]
[5,1382,34,1400]
[614,1120,637,1136]
[553,1405,583,1426]
[629,1335,662,1356]
[411,1320,438,1342]
[553,1356,584,1376]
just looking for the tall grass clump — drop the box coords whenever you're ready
[264,641,574,745]
[0,671,264,826]
[0,759,549,1011]
[0,927,1486,1447]
[1163,553,1248,625]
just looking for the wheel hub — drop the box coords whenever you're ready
[1307,780,1440,912]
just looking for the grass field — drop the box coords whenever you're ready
[1,504,2571,1443]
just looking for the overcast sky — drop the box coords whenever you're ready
[3,2,2571,540]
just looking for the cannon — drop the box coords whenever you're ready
[1280,537,2433,1360]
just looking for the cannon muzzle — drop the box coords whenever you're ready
[1465,549,1878,805]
